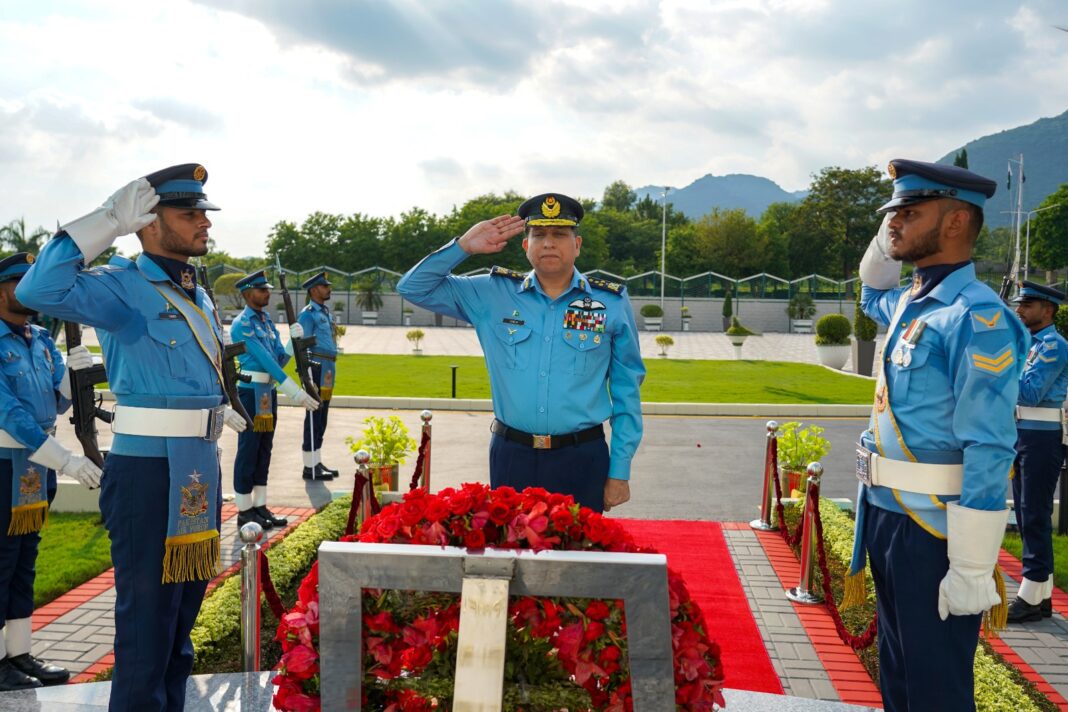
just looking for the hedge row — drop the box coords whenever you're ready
[784,498,1055,712]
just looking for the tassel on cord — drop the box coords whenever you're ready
[984,564,1009,636]
[162,532,221,584]
[253,414,274,432]
[841,570,868,611]
[7,502,47,535]
[319,387,333,401]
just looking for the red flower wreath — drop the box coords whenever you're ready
[273,483,725,711]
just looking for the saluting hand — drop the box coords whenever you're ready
[457,215,526,255]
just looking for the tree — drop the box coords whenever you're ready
[0,218,50,254]
[953,149,969,169]
[798,166,890,279]
[213,273,246,309]
[601,180,636,212]
[1029,184,1068,271]
[691,208,764,278]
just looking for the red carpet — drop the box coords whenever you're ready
[618,519,783,694]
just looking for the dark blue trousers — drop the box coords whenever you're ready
[866,506,981,712]
[489,433,609,513]
[301,399,330,453]
[1012,428,1065,583]
[0,459,56,629]
[100,455,219,712]
[234,388,276,495]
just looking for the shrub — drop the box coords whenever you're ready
[815,313,851,346]
[680,306,690,316]
[853,290,877,341]
[655,334,674,356]
[333,300,345,311]
[1055,306,1068,340]
[355,278,383,312]
[722,289,733,318]
[406,329,425,350]
[640,304,664,318]
[213,273,246,309]
[346,415,417,465]
[725,316,756,336]
[786,292,816,320]
[776,421,831,473]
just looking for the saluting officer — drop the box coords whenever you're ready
[0,254,99,691]
[398,193,645,513]
[229,271,319,530]
[1007,281,1068,622]
[17,164,248,711]
[851,159,1030,711]
[297,272,339,481]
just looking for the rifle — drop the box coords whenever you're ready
[197,265,254,430]
[63,322,112,469]
[275,257,321,403]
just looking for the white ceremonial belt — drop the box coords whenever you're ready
[856,445,962,496]
[1015,406,1063,423]
[239,371,272,384]
[111,405,227,442]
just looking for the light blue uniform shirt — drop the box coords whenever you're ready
[1017,323,1068,431]
[397,238,645,479]
[0,322,69,457]
[16,235,226,457]
[297,302,337,357]
[229,307,290,388]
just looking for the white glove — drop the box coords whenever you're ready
[278,377,320,411]
[223,406,248,433]
[29,436,102,488]
[61,178,160,262]
[289,323,304,340]
[58,345,94,400]
[859,213,901,289]
[937,502,1007,620]
[221,328,233,347]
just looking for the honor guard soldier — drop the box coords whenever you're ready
[17,164,248,710]
[398,193,645,513]
[297,272,340,480]
[229,271,319,530]
[0,254,99,691]
[1007,281,1068,622]
[851,159,1030,711]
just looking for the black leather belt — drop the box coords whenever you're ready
[310,351,337,362]
[491,419,604,450]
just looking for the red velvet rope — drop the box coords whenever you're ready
[345,471,370,536]
[408,430,431,492]
[769,438,803,547]
[259,549,286,620]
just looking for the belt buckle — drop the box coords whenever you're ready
[205,405,226,442]
[855,444,873,487]
[532,434,552,449]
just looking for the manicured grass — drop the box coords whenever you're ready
[1001,531,1068,593]
[35,512,112,607]
[288,354,876,404]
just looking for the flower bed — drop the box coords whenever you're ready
[274,483,725,711]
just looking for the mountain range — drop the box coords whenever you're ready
[634,109,1068,228]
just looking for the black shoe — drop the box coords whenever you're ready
[319,463,339,477]
[1007,596,1045,624]
[0,656,43,691]
[1043,597,1053,618]
[7,653,69,686]
[315,464,337,480]
[237,507,273,530]
[256,506,288,528]
[303,466,331,481]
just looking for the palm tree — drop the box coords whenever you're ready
[0,218,50,254]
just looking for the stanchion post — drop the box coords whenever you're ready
[239,521,264,671]
[786,462,824,605]
[750,421,780,531]
[420,409,433,489]
[355,449,371,526]
[450,365,458,398]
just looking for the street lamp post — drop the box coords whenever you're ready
[660,187,670,311]
[1024,203,1064,280]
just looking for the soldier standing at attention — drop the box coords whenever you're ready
[297,272,340,481]
[17,164,248,710]
[229,270,319,530]
[0,253,100,691]
[851,159,1029,711]
[398,193,645,513]
[1007,281,1068,622]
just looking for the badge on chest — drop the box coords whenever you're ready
[891,319,926,367]
[564,296,606,333]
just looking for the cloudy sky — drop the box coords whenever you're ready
[2,0,1067,257]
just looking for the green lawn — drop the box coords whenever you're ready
[1001,531,1068,593]
[287,354,876,404]
[35,512,112,607]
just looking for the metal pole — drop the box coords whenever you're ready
[660,187,668,311]
[1025,215,1031,280]
[450,365,458,399]
[786,462,825,604]
[355,450,371,525]
[1059,456,1068,537]
[750,421,780,531]
[239,521,263,671]
[420,409,433,489]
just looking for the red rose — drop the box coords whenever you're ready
[583,620,605,643]
[375,514,401,540]
[549,505,574,532]
[280,644,319,681]
[463,528,486,549]
[492,485,520,507]
[401,645,433,671]
[423,498,449,523]
[399,499,427,527]
[585,600,611,621]
[486,500,512,525]
[297,563,318,605]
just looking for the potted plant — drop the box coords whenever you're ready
[725,316,757,359]
[852,289,877,377]
[786,292,817,333]
[777,421,831,494]
[275,302,286,323]
[355,278,383,326]
[680,305,692,332]
[639,303,664,331]
[345,415,417,492]
[402,306,414,327]
[721,288,733,330]
[655,334,674,357]
[407,328,425,355]
[815,313,852,370]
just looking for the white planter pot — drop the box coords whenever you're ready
[681,319,691,332]
[404,315,412,326]
[412,347,422,355]
[817,344,851,370]
[362,310,378,326]
[643,317,662,332]
[727,334,747,359]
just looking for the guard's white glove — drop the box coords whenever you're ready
[278,377,320,411]
[29,436,102,488]
[859,213,902,290]
[58,345,94,399]
[289,323,304,340]
[61,178,160,262]
[937,502,1007,620]
[223,406,248,433]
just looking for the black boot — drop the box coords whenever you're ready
[1006,596,1044,624]
[1043,597,1053,618]
[237,507,273,530]
[0,656,42,691]
[303,466,331,481]
[256,506,288,528]
[315,464,337,480]
[7,653,69,686]
[319,463,339,477]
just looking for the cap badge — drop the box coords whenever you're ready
[25,254,34,264]
[180,270,195,291]
[887,162,897,179]
[541,196,561,219]
[193,165,207,181]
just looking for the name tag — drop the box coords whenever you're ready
[158,312,182,320]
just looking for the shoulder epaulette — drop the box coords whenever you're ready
[490,266,526,282]
[587,277,624,295]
